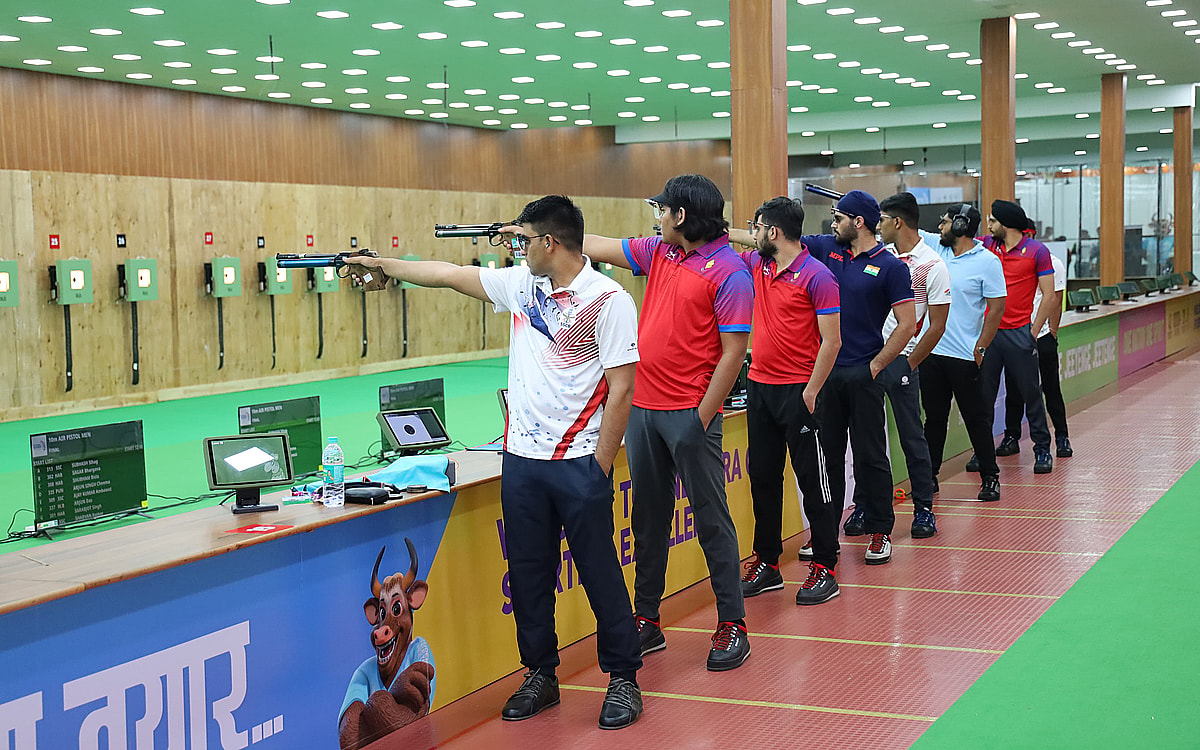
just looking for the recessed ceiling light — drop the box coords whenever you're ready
[879,25,903,33]
[790,105,808,112]
[78,65,104,72]
[1086,133,1100,138]
[407,109,427,115]
[267,92,289,98]
[449,101,468,108]
[800,83,819,90]
[499,108,519,114]
[662,10,693,17]
[878,72,899,79]
[573,61,597,69]
[460,40,488,48]
[1173,19,1197,26]
[208,48,237,55]
[1051,31,1075,38]
[255,74,279,80]
[642,115,661,122]
[91,28,123,35]
[426,82,449,89]
[678,53,702,61]
[1105,59,1128,65]
[385,75,409,83]
[787,44,812,51]
[625,0,654,6]
[353,48,380,55]
[549,115,567,122]
[172,78,197,85]
[343,68,367,75]
[826,7,855,15]
[639,76,661,83]
[1047,87,1066,93]
[957,94,975,100]
[786,80,802,86]
[942,89,961,96]
[865,127,879,132]
[58,45,87,52]
[131,7,166,14]
[535,54,560,61]
[611,38,637,45]
[712,90,731,97]
[912,81,930,87]
[126,72,152,79]
[483,118,502,126]
[417,32,447,40]
[23,58,52,65]
[848,163,861,168]
[820,149,834,156]
[800,131,816,137]
[838,60,861,67]
[854,16,881,24]
[1147,79,1166,85]
[571,104,590,110]
[932,122,947,128]
[114,53,142,60]
[302,81,325,88]
[708,61,731,68]
[1034,82,1054,88]
[386,93,408,100]
[1067,40,1091,47]
[1075,113,1090,118]
[711,111,730,118]
[444,0,476,6]
[1136,146,1149,152]
[819,87,838,94]
[666,82,688,89]
[500,47,526,54]
[316,10,349,19]
[903,160,915,166]
[617,111,637,118]
[0,35,20,42]
[211,67,237,74]
[512,76,535,83]
[257,55,283,63]
[511,123,529,129]
[926,43,949,51]
[223,85,247,92]
[429,112,449,118]
[372,21,404,30]
[1083,47,1104,54]
[903,34,928,42]
[947,51,971,58]
[813,52,836,60]
[697,19,724,27]
[576,30,603,37]
[536,21,565,29]
[473,104,492,110]
[350,102,371,108]
[1073,150,1087,156]
[1015,73,1029,78]
[872,100,890,106]
[797,0,827,5]
[1095,53,1116,59]
[1033,21,1059,29]
[1162,8,1186,16]
[966,59,982,65]
[690,86,710,93]
[854,95,872,102]
[302,62,328,69]
[524,97,544,104]
[499,93,520,100]
[1188,29,1200,35]
[609,69,631,76]
[1013,12,1041,19]
[18,16,53,23]
[644,45,669,52]
[155,40,185,47]
[1015,137,1029,143]
[346,87,367,94]
[895,77,915,84]
[494,11,524,19]
[860,67,882,74]
[1160,127,1174,133]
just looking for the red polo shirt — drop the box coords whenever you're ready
[982,235,1053,329]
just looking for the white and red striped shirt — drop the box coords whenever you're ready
[479,259,639,460]
[882,237,952,356]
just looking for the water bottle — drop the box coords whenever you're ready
[321,436,345,507]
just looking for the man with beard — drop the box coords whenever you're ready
[917,204,1006,502]
[732,197,843,605]
[733,191,915,565]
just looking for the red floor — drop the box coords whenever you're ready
[371,352,1200,750]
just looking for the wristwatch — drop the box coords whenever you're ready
[976,346,987,355]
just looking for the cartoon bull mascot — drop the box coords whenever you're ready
[338,538,436,750]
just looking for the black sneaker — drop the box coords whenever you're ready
[978,474,1001,502]
[795,562,840,605]
[706,622,750,672]
[797,541,813,561]
[911,509,937,539]
[965,454,980,472]
[842,506,866,536]
[1056,436,1073,458]
[996,435,1020,456]
[864,533,892,565]
[598,676,643,730]
[636,616,666,656]
[1033,448,1053,474]
[740,555,784,598]
[501,671,560,721]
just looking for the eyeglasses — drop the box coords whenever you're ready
[879,213,900,224]
[746,220,774,232]
[645,199,669,220]
[508,233,550,253]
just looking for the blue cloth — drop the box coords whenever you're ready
[366,455,453,492]
[920,230,1008,361]
[803,236,914,366]
[338,636,436,720]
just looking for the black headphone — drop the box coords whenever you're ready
[950,203,974,237]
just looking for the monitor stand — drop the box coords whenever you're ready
[231,487,279,514]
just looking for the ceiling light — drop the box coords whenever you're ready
[1015,137,1029,143]
[576,30,602,37]
[91,28,123,35]
[472,103,491,109]
[611,38,637,45]
[932,122,947,128]
[1173,19,1197,26]
[131,7,166,14]
[860,67,882,74]
[618,111,637,117]
[349,102,370,108]
[500,47,526,54]
[302,81,325,88]
[1147,0,1173,5]
[697,19,724,26]
[838,60,860,67]
[644,45,669,52]
[573,61,596,68]
[1136,146,1149,152]
[625,0,654,6]
[878,72,899,79]
[343,68,367,75]
[942,89,961,96]
[256,74,279,80]
[172,78,197,85]
[372,22,404,30]
[662,10,693,17]
[548,115,567,122]
[1162,9,1186,16]
[1086,133,1100,138]
[408,109,427,115]
[58,45,87,52]
[903,160,915,166]
[894,77,915,84]
[302,62,328,69]
[463,88,486,95]
[1083,47,1104,54]
[849,163,861,168]
[1095,53,1116,59]
[801,130,815,136]
[854,16,880,24]
[0,35,20,42]
[813,52,836,59]
[640,76,661,83]
[574,119,592,125]
[536,21,565,29]
[497,93,518,100]
[571,103,590,110]
[787,44,812,51]
[865,126,879,132]
[956,94,975,100]
[1075,113,1090,118]
[211,68,236,74]
[677,53,701,61]
[1035,82,1054,88]
[624,96,646,103]
[872,100,890,106]
[385,75,409,82]
[353,48,380,55]
[346,87,367,94]
[498,107,519,114]
[429,112,449,118]
[445,0,476,6]
[708,61,731,68]
[1047,87,1066,93]
[820,149,834,156]
[257,55,283,63]
[1033,22,1059,30]
[223,85,247,92]
[387,93,408,100]
[1160,127,1174,133]
[461,40,488,47]
[126,72,151,79]
[1188,29,1200,35]
[535,54,560,61]
[1075,150,1087,156]
[512,76,535,83]
[912,81,930,87]
[1147,79,1166,85]
[668,82,689,89]
[819,87,838,94]
[114,53,142,60]
[790,106,808,112]
[854,95,872,102]
[1015,73,1029,78]
[826,7,855,15]
[510,123,529,129]
[1105,59,1128,65]
[78,65,104,72]
[903,35,928,42]
[879,25,903,33]
[1152,105,1166,110]
[208,48,237,55]
[797,0,827,5]
[481,118,500,125]
[787,80,802,86]
[417,32,447,40]
[155,40,185,47]
[800,83,820,90]
[1013,12,1041,19]
[1051,31,1075,38]
[926,43,949,51]
[316,10,349,19]
[23,58,52,65]
[494,11,523,19]
[1067,40,1091,47]
[643,115,661,122]
[19,16,53,22]
[690,86,710,92]
[524,97,544,104]
[947,51,971,58]
[711,90,731,96]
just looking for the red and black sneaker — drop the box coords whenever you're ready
[636,616,666,656]
[707,621,750,672]
[740,555,784,598]
[795,562,840,605]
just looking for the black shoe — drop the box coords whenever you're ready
[636,616,666,656]
[795,563,840,605]
[932,475,940,494]
[842,506,866,536]
[978,474,1001,502]
[1034,448,1053,474]
[798,541,813,561]
[707,622,750,672]
[598,676,643,730]
[502,671,560,721]
[1056,436,1073,458]
[740,555,784,598]
[996,435,1020,456]
[965,454,980,473]
[911,509,937,539]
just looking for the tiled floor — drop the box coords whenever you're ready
[370,353,1200,750]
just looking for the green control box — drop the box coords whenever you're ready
[478,252,500,271]
[399,254,420,289]
[55,259,93,305]
[597,261,615,279]
[210,257,241,298]
[124,258,158,302]
[264,256,292,296]
[312,264,339,293]
[0,260,16,307]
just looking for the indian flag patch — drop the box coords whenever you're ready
[864,264,880,276]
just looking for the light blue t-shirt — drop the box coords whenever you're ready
[919,230,1007,361]
[339,636,436,721]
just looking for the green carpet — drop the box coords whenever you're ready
[0,358,509,552]
[912,458,1200,749]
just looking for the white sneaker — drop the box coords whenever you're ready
[864,533,891,565]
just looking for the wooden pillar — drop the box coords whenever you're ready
[979,17,1016,213]
[1175,106,1194,275]
[1099,73,1126,286]
[730,0,787,221]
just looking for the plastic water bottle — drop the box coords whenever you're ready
[321,437,345,507]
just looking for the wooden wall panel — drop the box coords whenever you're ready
[0,171,38,410]
[0,68,732,200]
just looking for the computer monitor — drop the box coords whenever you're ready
[1096,286,1120,304]
[1187,271,1199,285]
[30,420,148,532]
[498,388,509,420]
[237,396,321,473]
[376,408,452,455]
[203,433,294,514]
[1067,289,1097,313]
[1116,281,1141,300]
[379,379,446,458]
[1139,278,1159,296]
[1157,275,1174,293]
[1171,273,1186,287]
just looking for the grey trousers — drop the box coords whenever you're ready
[980,325,1051,452]
[626,406,745,623]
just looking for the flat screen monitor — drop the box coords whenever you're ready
[203,433,294,513]
[1139,278,1159,295]
[30,420,147,531]
[498,388,509,420]
[1067,289,1096,311]
[1187,271,1198,284]
[376,408,451,454]
[1171,273,1186,287]
[1096,286,1120,303]
[238,396,321,473]
[1116,281,1141,298]
[379,379,445,457]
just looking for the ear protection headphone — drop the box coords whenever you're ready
[950,203,974,237]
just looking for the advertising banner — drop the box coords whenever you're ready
[1118,304,1166,378]
[1164,292,1200,356]
[1057,315,1120,404]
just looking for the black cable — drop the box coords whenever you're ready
[316,292,325,359]
[131,300,140,386]
[64,304,73,392]
[217,296,225,370]
[401,288,409,357]
[269,294,277,370]
[360,291,368,358]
